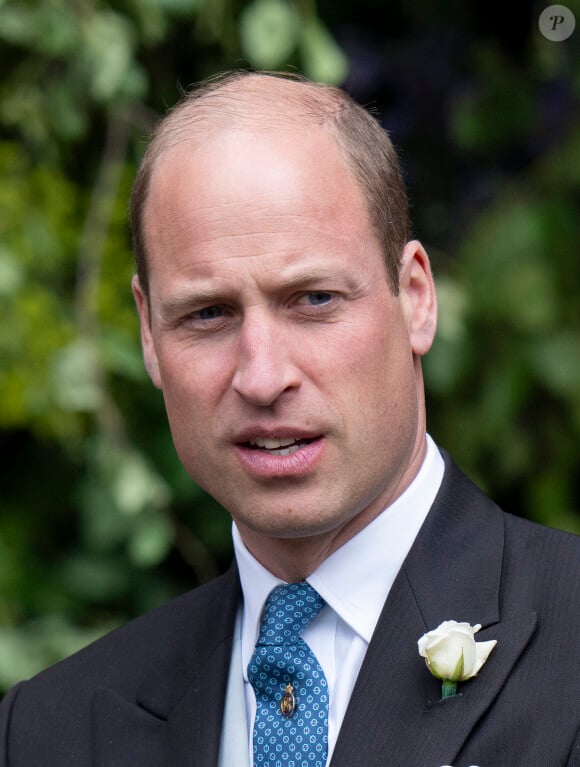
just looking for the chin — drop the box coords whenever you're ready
[241,503,353,540]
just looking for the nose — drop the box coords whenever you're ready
[232,313,300,407]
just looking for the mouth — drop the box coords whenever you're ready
[233,431,325,478]
[242,436,317,456]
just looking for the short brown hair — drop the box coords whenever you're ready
[130,70,410,296]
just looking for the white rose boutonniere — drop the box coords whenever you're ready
[418,620,497,699]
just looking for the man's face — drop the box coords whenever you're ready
[134,125,436,569]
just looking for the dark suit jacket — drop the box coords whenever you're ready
[1,454,579,766]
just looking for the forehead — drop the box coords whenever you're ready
[142,125,379,287]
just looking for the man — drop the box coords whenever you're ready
[1,71,579,766]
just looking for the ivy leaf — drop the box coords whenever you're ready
[128,512,174,567]
[240,0,299,69]
[81,10,138,103]
[299,17,348,85]
[51,339,103,413]
[527,332,580,399]
[111,450,172,516]
[0,248,23,298]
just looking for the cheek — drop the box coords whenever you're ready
[154,346,232,461]
[156,355,225,486]
[157,341,232,402]
[324,321,418,457]
[322,317,413,397]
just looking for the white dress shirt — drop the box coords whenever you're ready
[233,435,445,764]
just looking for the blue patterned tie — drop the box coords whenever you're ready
[248,582,329,767]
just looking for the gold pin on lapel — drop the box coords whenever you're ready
[280,684,296,717]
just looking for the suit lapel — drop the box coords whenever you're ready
[92,565,241,767]
[331,454,537,767]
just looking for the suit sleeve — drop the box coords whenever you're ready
[0,682,26,767]
[0,683,25,767]
[567,722,580,766]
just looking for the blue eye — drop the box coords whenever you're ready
[306,291,333,306]
[197,305,223,320]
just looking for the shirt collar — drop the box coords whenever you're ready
[233,435,444,670]
[309,435,444,641]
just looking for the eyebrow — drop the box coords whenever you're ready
[158,268,365,322]
[159,288,227,323]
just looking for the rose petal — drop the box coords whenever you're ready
[418,621,497,682]
[470,639,498,676]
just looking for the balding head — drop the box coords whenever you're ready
[131,71,410,296]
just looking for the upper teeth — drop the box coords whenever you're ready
[249,437,299,449]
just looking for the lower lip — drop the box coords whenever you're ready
[234,438,326,478]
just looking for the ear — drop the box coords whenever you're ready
[398,240,438,356]
[131,275,162,389]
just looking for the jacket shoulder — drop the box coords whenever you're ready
[501,510,580,608]
[0,566,240,717]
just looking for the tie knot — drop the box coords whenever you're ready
[257,581,325,646]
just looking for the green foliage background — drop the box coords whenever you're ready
[0,0,578,692]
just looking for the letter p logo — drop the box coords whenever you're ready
[539,5,576,40]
